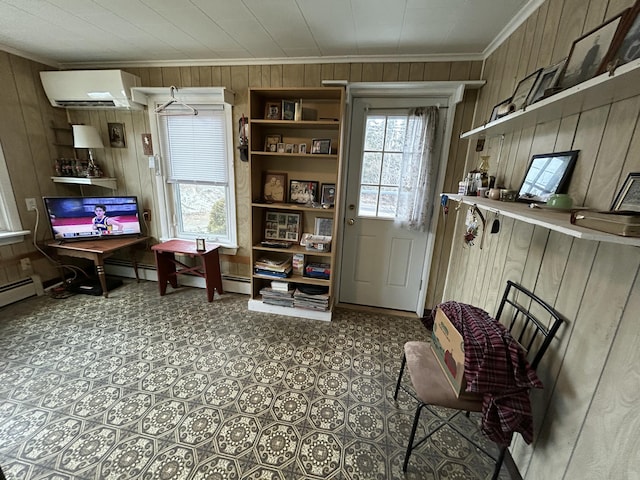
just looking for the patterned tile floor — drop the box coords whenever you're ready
[0,280,503,480]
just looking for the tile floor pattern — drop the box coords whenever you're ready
[0,280,506,480]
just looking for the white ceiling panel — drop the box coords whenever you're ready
[0,0,538,67]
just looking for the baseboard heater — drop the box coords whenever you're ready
[104,259,251,295]
[0,275,44,308]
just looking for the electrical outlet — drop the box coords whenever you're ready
[25,198,37,211]
[143,209,151,221]
[20,257,31,271]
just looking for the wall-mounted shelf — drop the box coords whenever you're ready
[444,194,640,247]
[51,176,117,190]
[461,57,640,140]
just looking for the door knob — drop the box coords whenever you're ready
[347,218,355,225]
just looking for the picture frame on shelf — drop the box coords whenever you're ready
[314,217,333,236]
[489,97,514,122]
[285,143,293,154]
[264,134,282,152]
[611,172,640,212]
[311,138,331,154]
[299,143,307,154]
[264,211,302,242]
[108,122,125,148]
[516,150,579,203]
[511,69,542,110]
[282,100,296,120]
[559,12,625,89]
[320,183,336,206]
[263,172,287,203]
[289,180,319,204]
[598,1,640,74]
[527,58,567,106]
[277,143,285,153]
[265,102,281,120]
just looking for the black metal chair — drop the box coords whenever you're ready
[394,280,564,478]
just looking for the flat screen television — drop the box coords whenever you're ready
[43,196,142,241]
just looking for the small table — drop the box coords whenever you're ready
[151,239,223,302]
[48,236,148,298]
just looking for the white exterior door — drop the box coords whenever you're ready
[339,97,446,312]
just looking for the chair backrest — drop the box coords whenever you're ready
[494,280,564,369]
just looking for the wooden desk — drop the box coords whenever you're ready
[48,236,148,298]
[151,239,223,302]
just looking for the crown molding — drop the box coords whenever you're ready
[0,43,59,68]
[57,52,486,70]
[483,0,545,59]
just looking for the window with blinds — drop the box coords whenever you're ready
[157,104,236,245]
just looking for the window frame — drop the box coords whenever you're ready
[144,89,237,248]
[0,142,30,246]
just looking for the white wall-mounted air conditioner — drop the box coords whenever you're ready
[40,70,143,109]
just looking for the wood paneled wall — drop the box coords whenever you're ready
[0,52,482,288]
[442,0,640,477]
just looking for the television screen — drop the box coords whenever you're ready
[43,196,142,240]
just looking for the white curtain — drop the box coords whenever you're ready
[395,106,439,231]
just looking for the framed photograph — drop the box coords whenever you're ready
[282,100,296,120]
[599,2,640,74]
[108,122,125,148]
[299,143,307,154]
[264,211,301,243]
[285,143,293,154]
[320,183,336,206]
[265,102,281,120]
[559,12,625,89]
[277,143,285,153]
[611,172,640,212]
[314,217,334,236]
[264,134,282,152]
[263,172,287,203]
[311,138,331,154]
[289,180,319,204]
[489,97,514,122]
[527,58,567,106]
[516,150,579,203]
[511,69,542,110]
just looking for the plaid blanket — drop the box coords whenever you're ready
[436,301,542,446]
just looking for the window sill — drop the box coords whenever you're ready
[0,229,31,246]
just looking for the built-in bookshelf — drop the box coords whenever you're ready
[247,87,345,321]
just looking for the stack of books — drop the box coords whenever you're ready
[260,286,294,307]
[293,288,330,311]
[304,262,330,280]
[254,257,292,278]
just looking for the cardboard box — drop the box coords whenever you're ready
[430,308,467,397]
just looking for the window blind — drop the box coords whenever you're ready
[160,105,228,184]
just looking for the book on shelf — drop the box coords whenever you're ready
[304,262,331,279]
[254,257,292,272]
[254,267,292,278]
[271,280,293,292]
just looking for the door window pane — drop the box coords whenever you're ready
[357,113,408,218]
[358,185,379,217]
[378,187,399,217]
[381,152,402,185]
[361,152,382,184]
[364,116,385,150]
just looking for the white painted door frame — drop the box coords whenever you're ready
[334,81,481,315]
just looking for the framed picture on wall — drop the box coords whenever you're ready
[599,2,640,74]
[559,12,625,89]
[511,69,542,110]
[108,122,125,148]
[611,172,640,212]
[527,58,567,106]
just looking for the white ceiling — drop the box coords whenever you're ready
[0,0,539,69]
